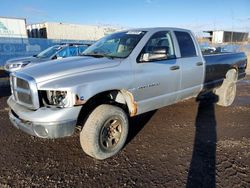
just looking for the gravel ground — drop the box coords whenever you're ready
[0,76,249,187]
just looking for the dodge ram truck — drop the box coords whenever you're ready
[7,28,247,160]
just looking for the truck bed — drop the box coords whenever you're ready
[203,52,247,90]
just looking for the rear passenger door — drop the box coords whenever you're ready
[174,31,204,100]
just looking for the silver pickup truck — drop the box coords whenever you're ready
[7,27,247,160]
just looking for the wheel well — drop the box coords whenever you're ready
[76,90,137,127]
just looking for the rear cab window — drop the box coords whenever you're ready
[174,31,197,58]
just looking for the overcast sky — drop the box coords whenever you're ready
[1,0,250,34]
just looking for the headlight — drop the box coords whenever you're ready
[40,90,86,108]
[6,61,30,70]
[43,90,75,108]
[9,63,22,69]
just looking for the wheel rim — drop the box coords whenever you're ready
[226,83,236,105]
[100,117,123,151]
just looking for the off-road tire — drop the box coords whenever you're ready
[80,104,129,160]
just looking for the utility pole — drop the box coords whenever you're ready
[230,9,234,44]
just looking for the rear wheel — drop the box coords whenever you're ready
[80,104,129,160]
[215,69,237,107]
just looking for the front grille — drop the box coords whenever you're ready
[10,73,40,110]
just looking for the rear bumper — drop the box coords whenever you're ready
[8,96,81,138]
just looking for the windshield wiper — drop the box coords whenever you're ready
[82,53,122,59]
[81,53,106,58]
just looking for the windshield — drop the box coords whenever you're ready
[82,31,146,58]
[36,45,62,58]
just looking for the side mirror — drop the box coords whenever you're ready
[141,53,150,62]
[52,55,63,60]
[153,47,167,54]
[141,47,168,62]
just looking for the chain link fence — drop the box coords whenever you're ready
[0,37,93,68]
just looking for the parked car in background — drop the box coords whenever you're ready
[201,46,216,54]
[4,43,91,72]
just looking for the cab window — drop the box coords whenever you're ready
[78,45,89,54]
[174,31,197,57]
[57,47,68,58]
[68,46,78,56]
[138,31,175,62]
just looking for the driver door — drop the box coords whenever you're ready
[133,31,181,114]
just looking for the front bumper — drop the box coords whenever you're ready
[7,97,82,138]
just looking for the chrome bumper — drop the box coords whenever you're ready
[8,96,81,138]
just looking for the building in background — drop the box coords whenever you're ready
[27,22,121,41]
[204,30,249,44]
[0,19,122,67]
[0,17,27,38]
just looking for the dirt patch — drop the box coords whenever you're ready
[0,77,249,187]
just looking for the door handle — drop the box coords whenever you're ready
[170,65,180,70]
[196,62,203,66]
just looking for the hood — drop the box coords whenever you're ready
[19,56,121,83]
[5,55,48,65]
[5,56,49,72]
[6,56,39,64]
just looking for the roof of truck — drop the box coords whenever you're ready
[123,27,192,33]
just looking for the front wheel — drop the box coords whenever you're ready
[80,104,129,160]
